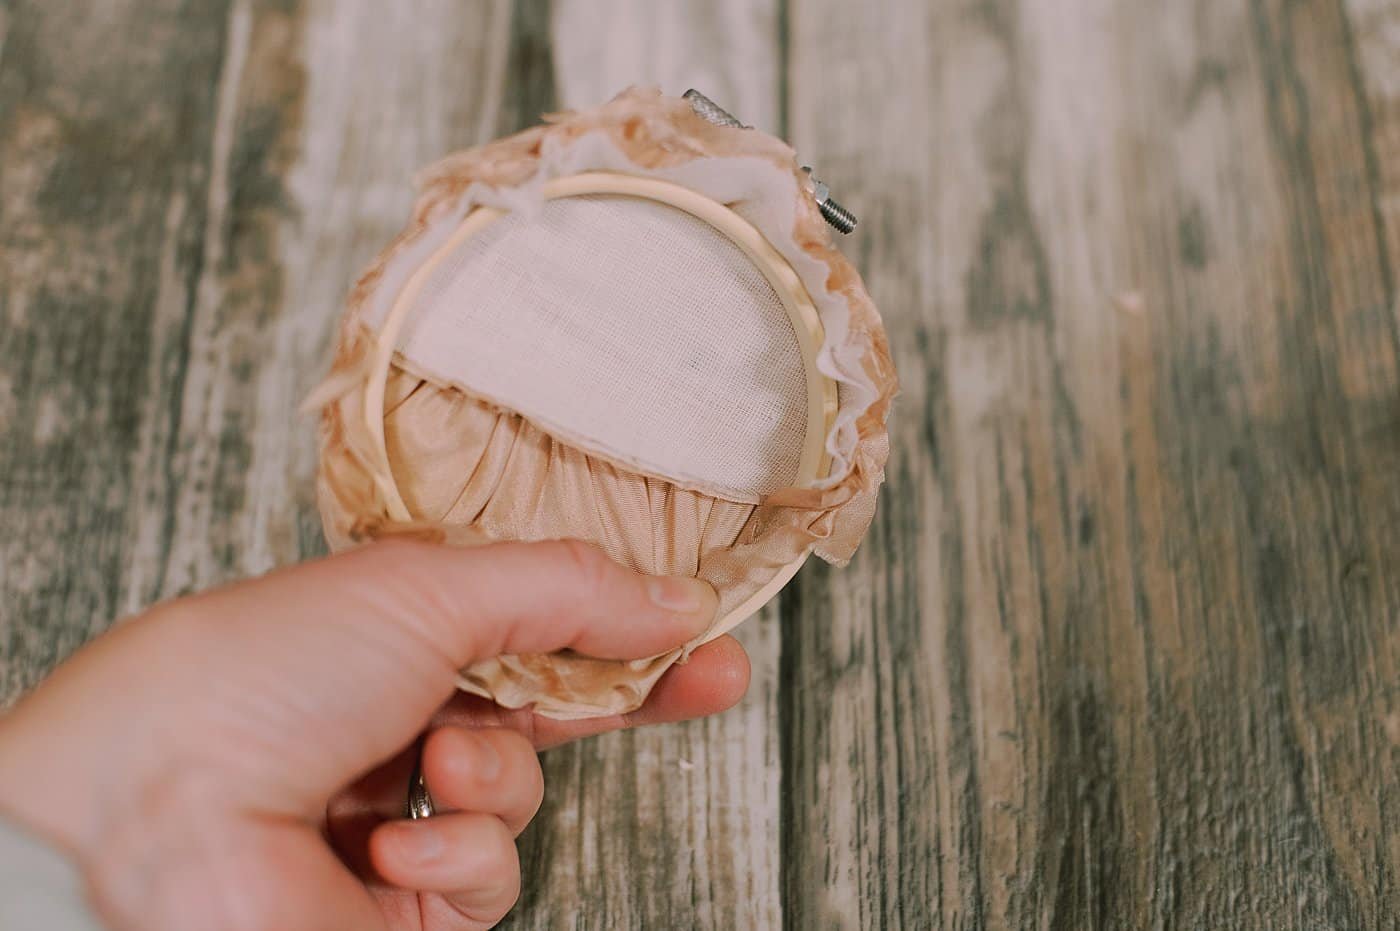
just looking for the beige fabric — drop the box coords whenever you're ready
[312,89,897,719]
[381,371,769,716]
[384,372,758,582]
[399,194,809,502]
[356,89,894,490]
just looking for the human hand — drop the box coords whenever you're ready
[0,540,747,930]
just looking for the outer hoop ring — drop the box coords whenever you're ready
[361,172,838,640]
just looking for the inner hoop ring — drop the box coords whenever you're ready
[361,171,839,643]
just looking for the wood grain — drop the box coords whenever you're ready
[784,0,1400,927]
[1,0,233,698]
[2,0,1398,928]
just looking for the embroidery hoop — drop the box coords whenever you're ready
[359,171,839,638]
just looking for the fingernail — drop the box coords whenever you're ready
[390,822,444,865]
[647,576,709,614]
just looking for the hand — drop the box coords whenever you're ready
[0,540,748,930]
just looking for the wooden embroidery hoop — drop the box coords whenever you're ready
[361,171,839,638]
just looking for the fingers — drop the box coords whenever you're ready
[622,634,753,730]
[366,727,541,927]
[370,812,520,926]
[381,539,720,663]
[262,539,718,668]
[133,539,718,813]
[432,634,752,750]
[422,727,543,835]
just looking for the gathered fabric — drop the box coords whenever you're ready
[311,89,896,718]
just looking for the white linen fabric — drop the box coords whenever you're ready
[397,194,809,501]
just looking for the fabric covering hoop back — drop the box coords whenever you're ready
[362,172,838,519]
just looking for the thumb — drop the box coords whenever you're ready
[176,539,718,799]
[0,540,717,850]
[315,538,719,665]
[190,539,718,686]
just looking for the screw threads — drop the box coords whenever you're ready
[819,197,858,234]
[682,89,748,129]
[683,88,858,235]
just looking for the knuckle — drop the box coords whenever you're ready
[333,539,439,603]
[485,877,523,924]
[342,538,451,636]
[463,871,522,927]
[472,819,520,886]
[554,539,615,599]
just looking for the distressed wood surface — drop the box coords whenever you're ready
[1,1,1397,929]
[783,0,1400,927]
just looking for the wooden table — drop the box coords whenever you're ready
[3,1,1398,927]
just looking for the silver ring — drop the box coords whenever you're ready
[404,755,435,820]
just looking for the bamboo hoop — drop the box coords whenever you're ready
[362,172,839,639]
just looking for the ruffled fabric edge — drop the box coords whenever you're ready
[309,89,897,717]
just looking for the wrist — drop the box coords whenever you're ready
[0,699,239,928]
[0,613,196,865]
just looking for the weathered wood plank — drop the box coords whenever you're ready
[553,0,783,128]
[0,0,232,703]
[1340,0,1400,913]
[785,0,1400,927]
[510,4,786,928]
[5,0,1398,928]
[1,0,788,927]
[1340,0,1400,282]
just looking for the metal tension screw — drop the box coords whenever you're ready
[804,169,858,235]
[682,88,751,129]
[683,89,857,234]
